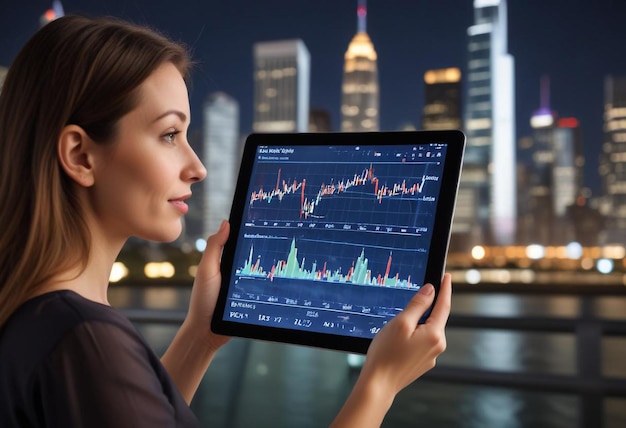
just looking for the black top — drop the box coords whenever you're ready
[0,290,200,427]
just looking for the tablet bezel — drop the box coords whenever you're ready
[211,130,465,354]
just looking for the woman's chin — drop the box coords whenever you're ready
[139,225,183,243]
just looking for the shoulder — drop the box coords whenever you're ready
[0,290,137,361]
[0,290,148,382]
[0,291,198,427]
[0,290,153,392]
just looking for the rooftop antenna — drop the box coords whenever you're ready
[540,74,550,110]
[357,0,367,33]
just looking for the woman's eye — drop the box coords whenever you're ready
[163,131,180,144]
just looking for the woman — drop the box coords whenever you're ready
[0,15,451,427]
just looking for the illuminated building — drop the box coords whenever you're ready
[552,118,585,243]
[253,39,310,133]
[341,0,379,132]
[521,76,557,244]
[553,118,583,218]
[203,92,240,237]
[463,0,516,245]
[565,200,604,246]
[518,77,584,245]
[422,67,462,131]
[600,75,626,245]
[422,67,468,250]
[40,0,64,27]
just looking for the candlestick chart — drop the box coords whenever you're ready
[245,160,440,229]
[250,164,426,219]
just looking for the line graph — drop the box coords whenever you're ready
[247,161,440,227]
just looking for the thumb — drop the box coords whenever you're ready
[200,220,230,277]
[396,283,436,326]
[206,220,229,250]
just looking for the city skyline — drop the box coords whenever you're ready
[2,1,626,194]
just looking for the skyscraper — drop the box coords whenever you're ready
[600,75,626,245]
[421,67,466,251]
[518,76,584,245]
[521,76,557,244]
[253,39,310,133]
[341,0,379,132]
[203,92,240,238]
[422,67,462,131]
[545,118,584,244]
[463,0,516,245]
[553,118,583,218]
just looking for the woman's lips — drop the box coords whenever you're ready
[169,196,190,214]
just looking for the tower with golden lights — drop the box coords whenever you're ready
[341,0,379,132]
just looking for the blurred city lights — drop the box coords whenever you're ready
[519,269,535,283]
[465,269,481,284]
[471,245,486,260]
[188,265,198,278]
[496,269,512,283]
[581,258,594,270]
[109,262,128,283]
[195,238,207,252]
[566,242,583,259]
[597,258,614,275]
[526,244,545,260]
[144,262,175,279]
[603,245,626,259]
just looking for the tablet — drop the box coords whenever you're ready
[211,130,465,354]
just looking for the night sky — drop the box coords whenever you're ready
[2,0,626,194]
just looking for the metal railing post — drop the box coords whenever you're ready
[577,296,603,428]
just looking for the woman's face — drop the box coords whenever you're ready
[89,62,206,243]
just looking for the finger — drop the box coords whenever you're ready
[202,220,230,277]
[425,273,452,329]
[396,283,436,326]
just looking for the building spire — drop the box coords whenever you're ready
[531,75,556,128]
[357,0,367,33]
[540,74,550,110]
[40,0,64,26]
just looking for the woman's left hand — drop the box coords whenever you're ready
[185,220,231,352]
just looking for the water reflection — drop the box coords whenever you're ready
[383,381,577,428]
[452,293,579,318]
[113,285,625,427]
[595,296,626,320]
[603,337,626,378]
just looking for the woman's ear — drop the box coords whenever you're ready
[57,125,96,187]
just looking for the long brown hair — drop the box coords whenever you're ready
[0,15,191,327]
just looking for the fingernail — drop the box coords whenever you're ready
[419,284,434,295]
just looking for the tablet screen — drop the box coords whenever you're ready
[212,131,464,353]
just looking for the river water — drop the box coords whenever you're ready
[109,285,626,428]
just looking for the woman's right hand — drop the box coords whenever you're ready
[361,273,451,395]
[330,273,451,428]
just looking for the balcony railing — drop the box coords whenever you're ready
[119,281,626,427]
